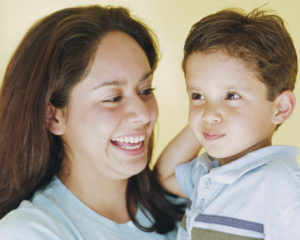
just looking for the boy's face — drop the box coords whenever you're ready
[185,50,277,165]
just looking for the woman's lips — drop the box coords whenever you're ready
[112,140,143,150]
[111,134,146,155]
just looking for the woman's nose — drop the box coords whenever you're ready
[125,96,152,125]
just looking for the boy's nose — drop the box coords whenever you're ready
[202,104,222,124]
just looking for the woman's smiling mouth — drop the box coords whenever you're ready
[111,135,145,151]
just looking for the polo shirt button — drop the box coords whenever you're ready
[204,178,211,188]
[196,198,205,208]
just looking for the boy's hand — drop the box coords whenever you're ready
[154,125,201,197]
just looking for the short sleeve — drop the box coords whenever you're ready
[175,154,213,198]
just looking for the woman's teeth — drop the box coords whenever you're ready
[111,135,145,150]
[120,142,143,150]
[111,135,145,144]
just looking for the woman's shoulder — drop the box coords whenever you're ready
[0,177,80,240]
[0,179,178,240]
[0,200,76,240]
[0,200,176,240]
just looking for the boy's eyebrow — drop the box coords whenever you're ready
[93,71,153,89]
[186,85,201,91]
[224,84,251,91]
[186,84,251,91]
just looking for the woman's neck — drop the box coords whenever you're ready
[59,169,133,223]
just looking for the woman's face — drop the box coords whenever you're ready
[55,31,158,181]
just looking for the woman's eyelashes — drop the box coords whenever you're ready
[102,87,156,104]
[103,95,122,103]
[139,87,156,99]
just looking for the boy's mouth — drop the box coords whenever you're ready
[203,132,225,141]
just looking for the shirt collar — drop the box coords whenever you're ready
[207,145,298,184]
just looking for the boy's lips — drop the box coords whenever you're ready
[203,132,225,141]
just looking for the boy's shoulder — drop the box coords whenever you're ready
[259,145,300,181]
[240,145,300,201]
[211,145,300,193]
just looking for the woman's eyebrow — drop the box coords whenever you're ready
[141,71,153,81]
[93,80,123,89]
[93,71,153,90]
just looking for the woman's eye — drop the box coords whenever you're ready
[139,87,156,96]
[191,93,204,100]
[103,96,122,103]
[226,92,241,100]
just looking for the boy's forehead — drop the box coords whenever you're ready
[184,50,268,92]
[185,51,245,78]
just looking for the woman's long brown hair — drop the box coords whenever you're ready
[0,5,184,233]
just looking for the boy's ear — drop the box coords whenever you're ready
[272,90,295,125]
[45,103,65,135]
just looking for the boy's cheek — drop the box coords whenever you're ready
[188,111,202,140]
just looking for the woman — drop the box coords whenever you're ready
[0,5,186,239]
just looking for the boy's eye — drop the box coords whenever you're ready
[226,92,240,100]
[103,96,122,103]
[191,93,204,100]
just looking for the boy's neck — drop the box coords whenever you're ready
[219,138,272,166]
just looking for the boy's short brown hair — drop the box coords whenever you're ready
[182,8,297,100]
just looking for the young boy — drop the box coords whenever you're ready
[156,8,300,240]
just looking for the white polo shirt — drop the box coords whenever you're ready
[176,145,300,240]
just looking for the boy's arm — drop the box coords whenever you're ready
[155,125,201,197]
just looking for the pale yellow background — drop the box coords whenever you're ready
[1,0,299,163]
